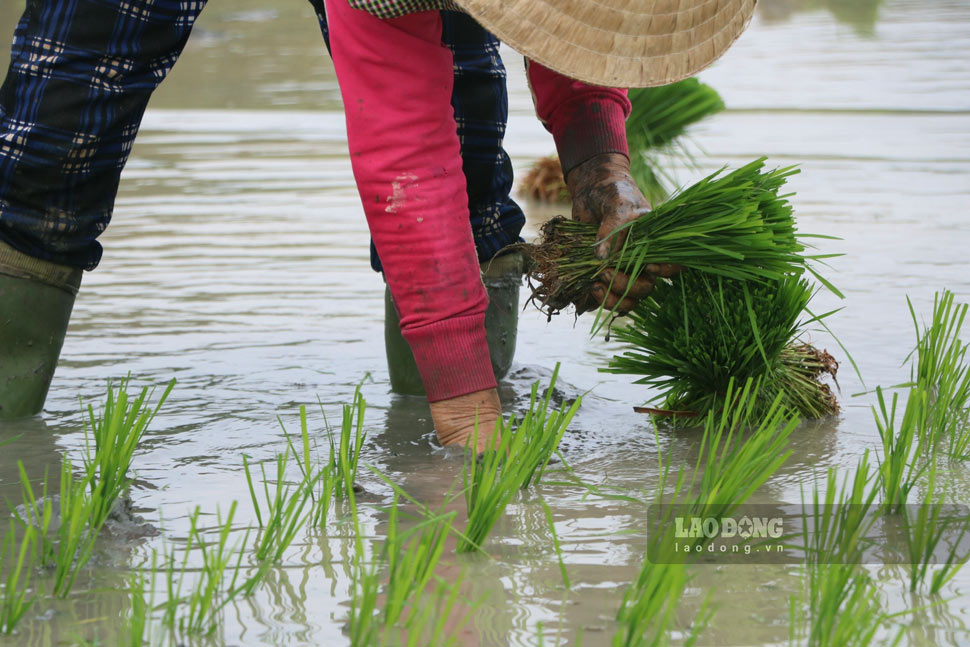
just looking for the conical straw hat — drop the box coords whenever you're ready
[453,0,757,88]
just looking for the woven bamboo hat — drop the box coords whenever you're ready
[454,0,757,88]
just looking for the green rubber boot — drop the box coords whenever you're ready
[0,241,81,419]
[385,251,524,396]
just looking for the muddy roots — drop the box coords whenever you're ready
[779,343,841,417]
[519,216,602,317]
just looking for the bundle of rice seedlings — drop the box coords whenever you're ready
[523,158,821,319]
[626,78,725,204]
[519,78,723,204]
[606,271,839,419]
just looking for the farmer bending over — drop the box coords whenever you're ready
[0,0,755,452]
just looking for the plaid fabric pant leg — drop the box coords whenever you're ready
[307,2,525,272]
[0,0,207,270]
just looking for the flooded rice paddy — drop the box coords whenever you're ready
[1,0,969,645]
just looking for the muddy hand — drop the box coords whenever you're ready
[565,152,675,314]
[429,388,502,454]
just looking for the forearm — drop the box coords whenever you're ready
[526,61,632,176]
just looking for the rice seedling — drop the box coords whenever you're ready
[381,495,456,628]
[540,385,786,645]
[159,504,248,638]
[124,562,156,647]
[522,158,826,320]
[17,459,102,597]
[608,271,839,419]
[458,367,581,553]
[348,536,383,647]
[869,292,970,589]
[48,461,102,598]
[682,379,799,522]
[637,380,796,574]
[9,378,173,600]
[325,385,367,500]
[790,456,905,646]
[626,78,725,204]
[0,520,35,635]
[348,491,472,647]
[539,496,570,589]
[873,386,929,514]
[791,467,883,646]
[243,451,312,565]
[903,467,970,594]
[790,562,887,647]
[907,291,970,458]
[519,78,723,204]
[799,452,879,566]
[612,551,711,647]
[393,577,472,647]
[13,462,54,565]
[614,451,715,647]
[82,377,175,528]
[344,464,381,647]
[281,405,337,526]
[242,390,362,567]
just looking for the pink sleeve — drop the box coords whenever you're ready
[325,0,496,402]
[527,61,632,176]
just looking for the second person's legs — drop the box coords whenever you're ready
[0,0,208,418]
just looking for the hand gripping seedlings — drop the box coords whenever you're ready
[522,159,822,321]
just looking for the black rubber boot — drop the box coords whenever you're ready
[0,241,81,419]
[384,251,524,396]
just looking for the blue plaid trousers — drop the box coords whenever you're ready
[0,1,525,272]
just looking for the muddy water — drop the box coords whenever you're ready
[1,0,969,645]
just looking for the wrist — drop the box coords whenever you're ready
[552,97,631,177]
[564,152,632,190]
